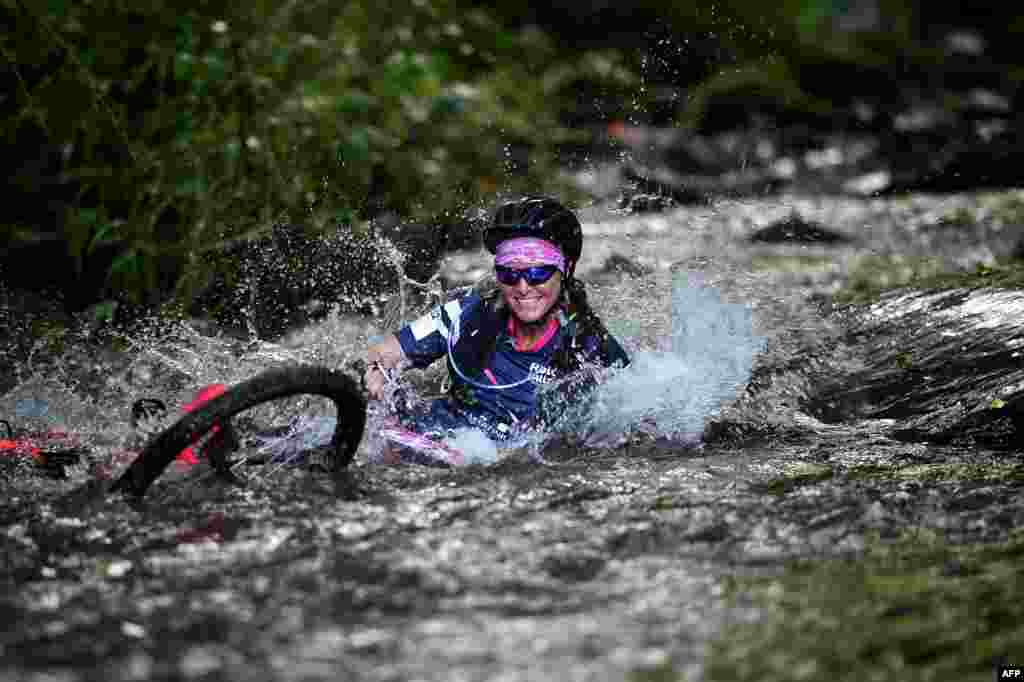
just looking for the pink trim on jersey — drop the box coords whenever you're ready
[508,314,560,352]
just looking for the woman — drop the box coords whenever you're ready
[364,196,629,449]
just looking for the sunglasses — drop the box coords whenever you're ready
[494,264,560,286]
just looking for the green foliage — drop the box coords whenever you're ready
[88,300,118,326]
[826,192,1024,303]
[846,462,1024,483]
[627,660,683,682]
[964,191,1024,228]
[679,56,835,130]
[9,0,1019,311]
[2,0,635,307]
[752,462,835,496]
[751,254,837,272]
[706,530,1024,681]
[835,255,1024,304]
[590,0,1010,136]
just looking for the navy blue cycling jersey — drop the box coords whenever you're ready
[395,291,628,439]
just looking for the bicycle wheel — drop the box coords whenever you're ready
[110,365,366,499]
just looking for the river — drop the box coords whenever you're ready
[1,189,1021,681]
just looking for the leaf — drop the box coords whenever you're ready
[427,50,451,81]
[337,127,370,163]
[223,140,241,159]
[492,29,517,52]
[87,222,117,254]
[77,208,99,226]
[174,52,193,80]
[90,300,119,324]
[336,91,374,115]
[797,0,829,37]
[46,0,66,19]
[110,248,140,275]
[174,176,206,197]
[34,71,93,140]
[65,208,99,272]
[334,207,355,225]
[991,398,1006,410]
[431,93,465,116]
[204,52,227,82]
[176,16,195,51]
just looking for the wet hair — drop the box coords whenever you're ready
[554,276,613,372]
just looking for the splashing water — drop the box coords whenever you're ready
[442,428,500,464]
[0,239,765,475]
[540,270,765,448]
[250,415,338,466]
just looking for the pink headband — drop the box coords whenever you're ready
[494,237,566,273]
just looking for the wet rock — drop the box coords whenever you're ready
[748,215,853,245]
[5,189,1024,680]
[190,220,451,339]
[812,288,1024,449]
[808,525,853,552]
[861,500,888,524]
[0,287,77,394]
[939,558,976,578]
[1,235,135,314]
[118,652,154,680]
[617,191,676,214]
[605,523,677,557]
[608,53,1024,200]
[179,646,221,677]
[806,506,859,530]
[738,520,791,562]
[1012,236,1024,260]
[682,521,730,543]
[881,490,915,507]
[540,553,606,582]
[619,164,713,205]
[945,485,999,512]
[843,170,892,196]
[372,212,479,280]
[595,253,651,279]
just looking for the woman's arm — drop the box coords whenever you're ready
[363,292,478,400]
[364,334,405,400]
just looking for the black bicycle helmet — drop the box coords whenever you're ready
[484,196,583,273]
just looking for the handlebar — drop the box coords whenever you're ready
[346,358,413,419]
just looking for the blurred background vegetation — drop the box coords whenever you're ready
[2,0,1021,320]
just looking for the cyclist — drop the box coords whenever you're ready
[364,196,630,447]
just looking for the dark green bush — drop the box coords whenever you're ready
[6,0,1021,314]
[1,0,634,310]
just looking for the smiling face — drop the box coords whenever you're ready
[498,260,563,324]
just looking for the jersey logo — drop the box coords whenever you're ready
[528,362,558,384]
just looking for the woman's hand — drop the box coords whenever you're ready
[364,334,405,400]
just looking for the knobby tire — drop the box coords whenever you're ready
[110,365,366,499]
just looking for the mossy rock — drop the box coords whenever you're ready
[707,530,1024,682]
[188,222,425,338]
[847,462,1024,484]
[752,463,834,496]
